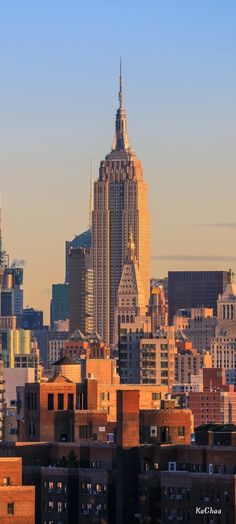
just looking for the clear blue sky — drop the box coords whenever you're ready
[0,1,236,321]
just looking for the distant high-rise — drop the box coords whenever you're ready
[23,308,44,330]
[69,247,93,335]
[168,270,229,325]
[92,63,150,343]
[50,283,69,328]
[65,229,91,285]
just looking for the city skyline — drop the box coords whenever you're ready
[1,1,236,321]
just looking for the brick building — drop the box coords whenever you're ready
[188,368,236,427]
[0,457,35,523]
[21,374,168,442]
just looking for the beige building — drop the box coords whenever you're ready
[149,285,168,332]
[140,328,176,391]
[92,65,150,343]
[3,367,35,442]
[119,315,176,391]
[119,315,152,383]
[175,348,212,384]
[173,307,216,351]
[48,338,66,365]
[211,270,236,369]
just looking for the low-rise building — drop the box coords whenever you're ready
[0,457,35,523]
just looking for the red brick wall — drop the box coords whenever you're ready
[117,390,140,448]
[0,486,35,523]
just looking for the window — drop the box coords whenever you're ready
[3,477,11,486]
[57,501,62,513]
[150,426,157,437]
[7,503,14,515]
[48,481,54,492]
[48,501,54,511]
[152,393,161,400]
[79,425,88,439]
[56,481,62,493]
[68,393,74,410]
[58,394,64,410]
[48,394,54,411]
[178,426,185,437]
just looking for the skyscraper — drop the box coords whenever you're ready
[92,63,150,343]
[69,247,93,335]
[50,283,69,328]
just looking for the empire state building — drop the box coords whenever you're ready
[92,64,150,343]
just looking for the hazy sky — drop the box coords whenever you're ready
[0,0,236,323]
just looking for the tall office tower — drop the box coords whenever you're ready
[168,270,229,325]
[65,230,91,285]
[69,247,93,335]
[92,64,150,343]
[0,267,24,326]
[50,283,69,328]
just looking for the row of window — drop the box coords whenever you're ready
[43,501,66,512]
[48,393,74,411]
[81,503,107,515]
[81,483,107,495]
[43,481,65,493]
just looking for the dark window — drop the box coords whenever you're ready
[68,393,74,410]
[48,394,54,411]
[58,394,64,410]
[152,393,161,400]
[79,425,88,439]
[7,503,14,515]
[178,426,185,437]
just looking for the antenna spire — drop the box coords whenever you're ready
[112,59,130,152]
[0,191,2,255]
[89,159,93,229]
[0,191,8,269]
[119,57,123,110]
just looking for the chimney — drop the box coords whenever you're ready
[117,390,139,448]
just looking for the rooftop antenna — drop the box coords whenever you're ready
[0,191,3,256]
[119,57,123,110]
[0,191,8,269]
[88,159,93,229]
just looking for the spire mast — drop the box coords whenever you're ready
[88,159,93,229]
[119,57,123,110]
[0,191,8,269]
[0,191,2,255]
[112,58,130,152]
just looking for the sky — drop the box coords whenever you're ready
[0,0,236,323]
